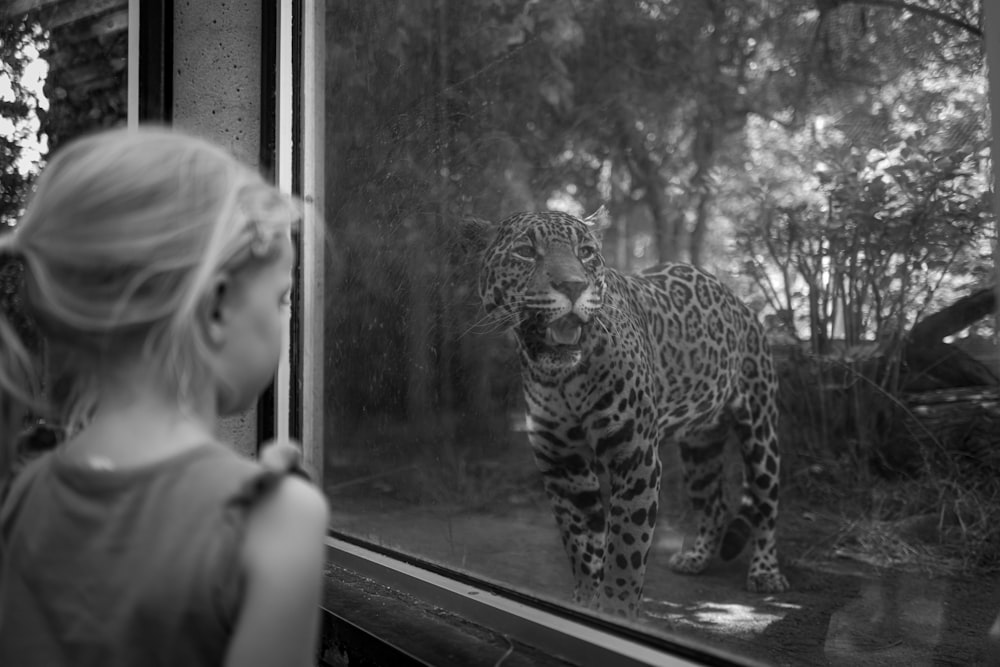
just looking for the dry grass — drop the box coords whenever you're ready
[776,349,1000,577]
[829,517,964,576]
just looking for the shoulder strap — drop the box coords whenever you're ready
[228,441,311,510]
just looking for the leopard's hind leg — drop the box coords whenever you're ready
[668,423,731,576]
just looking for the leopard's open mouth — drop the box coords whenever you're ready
[519,313,585,352]
[545,314,583,346]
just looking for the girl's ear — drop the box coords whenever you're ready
[200,274,231,347]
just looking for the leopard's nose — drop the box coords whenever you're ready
[553,279,587,302]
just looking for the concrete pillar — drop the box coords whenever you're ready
[171,0,263,457]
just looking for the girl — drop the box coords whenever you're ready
[0,126,329,666]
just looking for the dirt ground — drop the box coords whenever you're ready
[328,491,1000,667]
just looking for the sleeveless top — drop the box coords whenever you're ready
[0,442,288,667]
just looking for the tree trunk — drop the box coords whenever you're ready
[909,287,995,346]
[688,188,711,268]
[618,107,679,263]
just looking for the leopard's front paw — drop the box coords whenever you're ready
[747,570,789,593]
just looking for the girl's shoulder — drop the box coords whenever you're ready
[230,442,329,579]
[242,472,328,530]
[237,460,329,586]
[226,441,319,511]
[145,442,320,528]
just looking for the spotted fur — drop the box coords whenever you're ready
[469,208,789,618]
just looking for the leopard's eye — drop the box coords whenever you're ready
[511,244,536,261]
[579,245,599,261]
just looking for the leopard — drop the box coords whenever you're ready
[464,207,789,618]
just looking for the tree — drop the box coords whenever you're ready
[732,0,989,350]
[2,2,129,226]
[0,14,46,228]
[321,0,990,453]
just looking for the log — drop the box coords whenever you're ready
[909,287,995,346]
[902,287,999,390]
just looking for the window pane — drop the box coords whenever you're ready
[316,2,997,663]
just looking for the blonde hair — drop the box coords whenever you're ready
[0,125,300,462]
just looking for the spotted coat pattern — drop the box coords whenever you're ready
[474,209,789,618]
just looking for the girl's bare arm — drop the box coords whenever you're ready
[225,475,330,667]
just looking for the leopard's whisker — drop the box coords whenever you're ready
[458,310,520,339]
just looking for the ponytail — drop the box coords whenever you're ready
[0,251,42,482]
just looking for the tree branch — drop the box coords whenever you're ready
[838,0,982,38]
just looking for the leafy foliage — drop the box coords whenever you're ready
[731,1,990,347]
[0,16,46,228]
[321,0,988,440]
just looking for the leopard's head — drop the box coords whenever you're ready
[466,208,611,371]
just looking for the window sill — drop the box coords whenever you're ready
[319,564,569,666]
[319,536,751,667]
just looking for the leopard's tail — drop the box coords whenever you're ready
[719,497,755,561]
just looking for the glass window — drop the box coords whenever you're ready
[311,1,997,664]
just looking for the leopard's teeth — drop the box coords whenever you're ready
[546,324,582,346]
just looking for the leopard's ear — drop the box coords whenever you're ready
[455,216,499,258]
[583,205,612,241]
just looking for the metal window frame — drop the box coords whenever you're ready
[127,0,172,124]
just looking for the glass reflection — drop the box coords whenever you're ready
[320,1,997,663]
